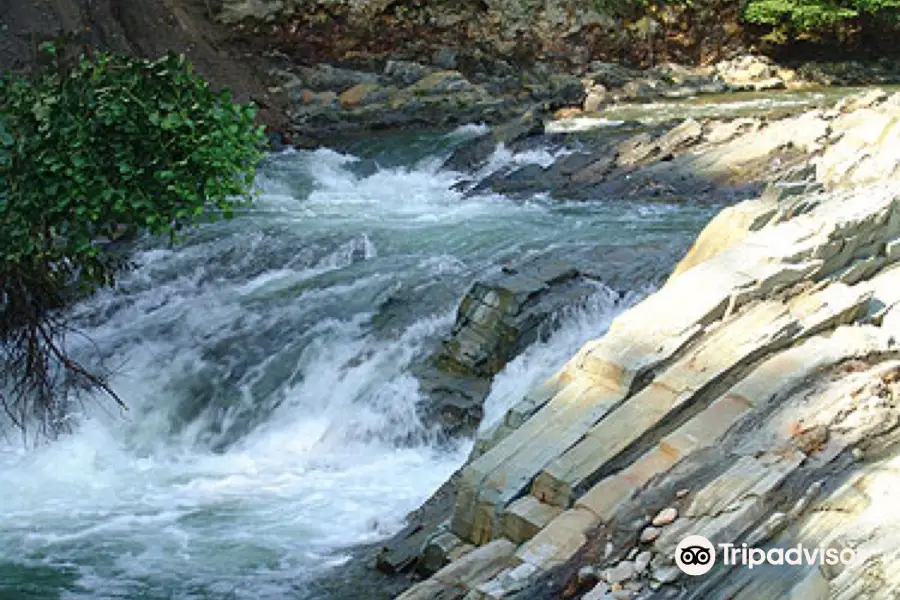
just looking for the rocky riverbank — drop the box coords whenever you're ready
[5,0,900,147]
[398,86,870,441]
[381,90,900,599]
[272,53,900,145]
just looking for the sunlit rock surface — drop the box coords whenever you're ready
[393,90,900,600]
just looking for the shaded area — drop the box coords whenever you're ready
[0,0,288,132]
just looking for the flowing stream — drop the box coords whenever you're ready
[0,127,721,599]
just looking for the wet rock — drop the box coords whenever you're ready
[438,262,588,377]
[461,111,798,204]
[420,531,467,575]
[384,60,434,87]
[415,255,606,437]
[397,539,516,600]
[376,477,459,575]
[443,110,545,173]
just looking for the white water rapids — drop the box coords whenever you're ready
[0,129,719,599]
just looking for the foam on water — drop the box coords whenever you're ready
[0,137,718,600]
[471,142,573,182]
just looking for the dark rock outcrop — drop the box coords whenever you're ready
[415,257,607,439]
[448,100,847,204]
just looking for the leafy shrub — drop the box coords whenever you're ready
[0,44,266,439]
[743,0,900,40]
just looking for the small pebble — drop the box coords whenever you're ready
[604,541,614,559]
[606,561,636,585]
[634,550,652,574]
[653,565,681,584]
[627,547,638,560]
[651,507,678,527]
[852,447,865,461]
[640,526,661,543]
[676,488,690,498]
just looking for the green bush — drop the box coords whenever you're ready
[743,0,900,40]
[0,45,266,438]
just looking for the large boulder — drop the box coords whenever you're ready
[415,257,606,438]
[713,54,790,91]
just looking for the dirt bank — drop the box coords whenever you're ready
[0,0,289,133]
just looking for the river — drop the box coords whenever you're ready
[0,126,721,599]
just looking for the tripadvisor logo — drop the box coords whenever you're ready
[675,535,859,576]
[675,535,716,576]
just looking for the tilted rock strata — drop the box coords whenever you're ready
[415,256,608,439]
[393,91,900,599]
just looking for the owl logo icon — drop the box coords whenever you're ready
[675,535,716,576]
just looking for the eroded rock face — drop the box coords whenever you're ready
[413,256,609,439]
[452,106,827,203]
[392,91,900,600]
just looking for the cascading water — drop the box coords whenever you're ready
[0,128,720,600]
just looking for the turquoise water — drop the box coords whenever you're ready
[0,128,720,599]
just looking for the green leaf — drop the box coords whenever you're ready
[0,48,265,303]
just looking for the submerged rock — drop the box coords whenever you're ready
[442,110,546,173]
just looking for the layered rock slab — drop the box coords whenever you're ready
[393,92,900,600]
